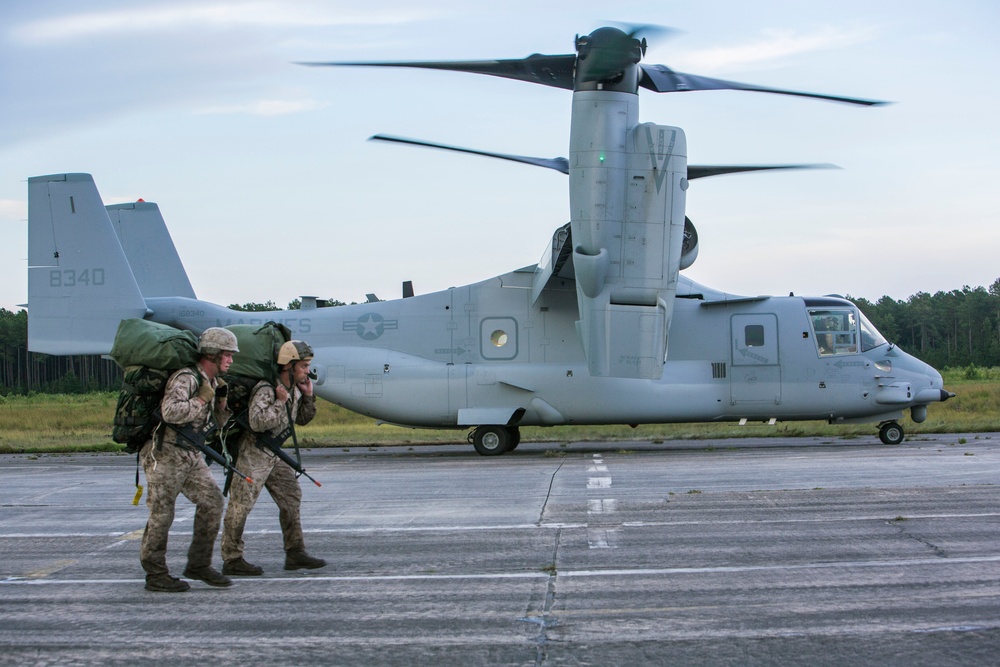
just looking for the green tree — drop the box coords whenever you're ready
[228,301,280,312]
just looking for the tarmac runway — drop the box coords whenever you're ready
[1,433,999,665]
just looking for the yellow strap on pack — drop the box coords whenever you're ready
[132,484,144,506]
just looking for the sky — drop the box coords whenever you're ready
[2,0,999,313]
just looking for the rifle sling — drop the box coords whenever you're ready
[285,400,303,469]
[235,411,292,451]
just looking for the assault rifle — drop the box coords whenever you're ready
[234,412,322,487]
[155,409,254,485]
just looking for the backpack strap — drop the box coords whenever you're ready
[132,451,142,505]
[156,367,217,451]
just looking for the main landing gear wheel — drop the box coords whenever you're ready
[878,421,904,445]
[507,426,521,451]
[471,425,511,456]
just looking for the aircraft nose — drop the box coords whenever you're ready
[914,387,955,403]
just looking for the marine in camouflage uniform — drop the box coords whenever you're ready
[221,340,326,575]
[139,327,237,593]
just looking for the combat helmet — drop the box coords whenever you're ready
[277,340,314,366]
[198,327,240,355]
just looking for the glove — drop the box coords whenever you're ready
[215,379,228,399]
[196,381,215,404]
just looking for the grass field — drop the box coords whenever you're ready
[1,368,997,454]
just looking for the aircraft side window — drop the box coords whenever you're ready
[745,324,765,347]
[810,310,858,356]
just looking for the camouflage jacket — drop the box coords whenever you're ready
[158,365,232,449]
[239,380,316,447]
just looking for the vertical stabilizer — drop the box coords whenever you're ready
[28,173,148,354]
[107,202,196,299]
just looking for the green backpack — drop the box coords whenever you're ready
[225,321,292,381]
[207,322,291,459]
[110,319,200,453]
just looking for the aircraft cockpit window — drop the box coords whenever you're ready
[858,311,888,352]
[809,310,858,356]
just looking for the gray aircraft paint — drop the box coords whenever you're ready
[26,172,948,453]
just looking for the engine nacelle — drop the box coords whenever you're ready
[568,100,686,380]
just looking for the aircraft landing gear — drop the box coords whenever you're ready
[878,421,904,445]
[470,425,516,456]
[507,426,521,451]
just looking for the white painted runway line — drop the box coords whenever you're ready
[586,452,621,549]
[6,555,1000,586]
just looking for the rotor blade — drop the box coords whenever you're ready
[639,64,889,106]
[687,163,839,180]
[374,135,836,180]
[297,54,577,91]
[605,21,681,41]
[369,134,569,174]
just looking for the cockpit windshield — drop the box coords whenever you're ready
[808,308,887,356]
[809,309,858,356]
[857,310,888,352]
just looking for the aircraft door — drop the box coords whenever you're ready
[730,313,781,405]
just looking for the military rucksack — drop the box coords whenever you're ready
[225,321,291,381]
[109,319,200,453]
[214,321,291,445]
[113,366,171,453]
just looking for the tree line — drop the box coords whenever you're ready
[0,299,347,395]
[1,281,998,395]
[853,279,1000,370]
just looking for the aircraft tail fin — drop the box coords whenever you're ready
[106,201,197,299]
[27,173,148,354]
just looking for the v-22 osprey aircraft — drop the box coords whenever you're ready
[26,26,954,455]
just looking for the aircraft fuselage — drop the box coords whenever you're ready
[144,269,945,432]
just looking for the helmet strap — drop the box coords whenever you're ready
[200,353,223,378]
[278,363,293,389]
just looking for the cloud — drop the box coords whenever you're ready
[9,1,439,44]
[195,97,324,116]
[0,198,27,221]
[675,26,878,72]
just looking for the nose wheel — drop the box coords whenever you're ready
[878,421,904,445]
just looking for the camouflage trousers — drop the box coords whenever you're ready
[221,440,305,562]
[139,440,224,577]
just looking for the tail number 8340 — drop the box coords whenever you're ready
[49,268,106,288]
